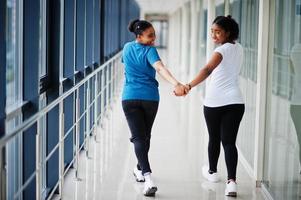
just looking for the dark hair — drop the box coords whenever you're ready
[213,15,239,41]
[128,19,152,36]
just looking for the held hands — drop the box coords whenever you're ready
[173,83,191,96]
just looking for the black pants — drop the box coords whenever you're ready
[122,100,159,175]
[204,104,245,181]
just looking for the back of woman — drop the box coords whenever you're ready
[121,19,186,197]
[205,42,244,107]
[122,41,159,101]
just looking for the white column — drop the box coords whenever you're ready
[189,0,198,79]
[197,0,205,68]
[176,11,182,77]
[167,13,174,68]
[254,0,270,187]
[204,0,216,97]
[180,3,189,80]
[140,10,146,19]
[168,11,179,72]
[206,0,215,62]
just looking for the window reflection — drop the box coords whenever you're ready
[290,43,301,171]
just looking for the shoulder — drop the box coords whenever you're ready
[219,43,233,50]
[123,41,135,50]
[146,46,160,64]
[235,42,243,49]
[147,46,157,51]
[214,44,230,57]
[124,41,132,47]
[145,46,158,54]
[214,43,228,53]
[216,42,243,53]
[234,43,244,55]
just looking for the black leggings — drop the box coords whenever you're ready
[122,100,159,175]
[204,104,245,181]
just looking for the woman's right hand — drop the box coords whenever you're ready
[173,83,188,96]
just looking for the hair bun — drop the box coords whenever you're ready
[128,19,140,32]
[227,15,232,19]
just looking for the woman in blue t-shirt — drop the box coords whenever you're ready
[122,19,185,196]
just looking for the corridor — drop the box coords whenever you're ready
[1,0,301,199]
[55,76,266,200]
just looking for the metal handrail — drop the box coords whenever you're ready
[2,51,124,200]
[0,51,122,148]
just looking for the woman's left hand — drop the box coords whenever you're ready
[173,83,188,96]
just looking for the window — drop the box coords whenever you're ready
[151,20,168,48]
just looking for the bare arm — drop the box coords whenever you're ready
[188,52,223,89]
[152,60,187,96]
[152,60,180,86]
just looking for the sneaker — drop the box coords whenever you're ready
[133,167,145,182]
[202,165,219,183]
[143,174,157,197]
[225,180,237,197]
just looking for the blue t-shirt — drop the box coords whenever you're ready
[122,41,161,101]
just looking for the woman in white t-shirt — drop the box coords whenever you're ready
[179,15,245,197]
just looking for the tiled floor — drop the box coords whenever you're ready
[55,79,267,200]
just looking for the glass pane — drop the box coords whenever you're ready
[39,94,47,193]
[6,1,23,199]
[216,2,224,16]
[39,0,47,77]
[231,0,259,169]
[264,0,301,199]
[152,21,162,47]
[152,20,168,48]
[6,117,22,200]
[6,0,20,107]
[161,21,168,48]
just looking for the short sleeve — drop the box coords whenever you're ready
[147,47,161,65]
[214,45,226,58]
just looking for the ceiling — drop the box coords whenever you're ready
[135,0,190,14]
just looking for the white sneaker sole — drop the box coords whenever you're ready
[225,191,237,197]
[144,187,157,196]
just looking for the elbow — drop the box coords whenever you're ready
[155,65,164,73]
[155,68,161,74]
[204,66,213,76]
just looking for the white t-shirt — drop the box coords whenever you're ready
[204,42,244,107]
